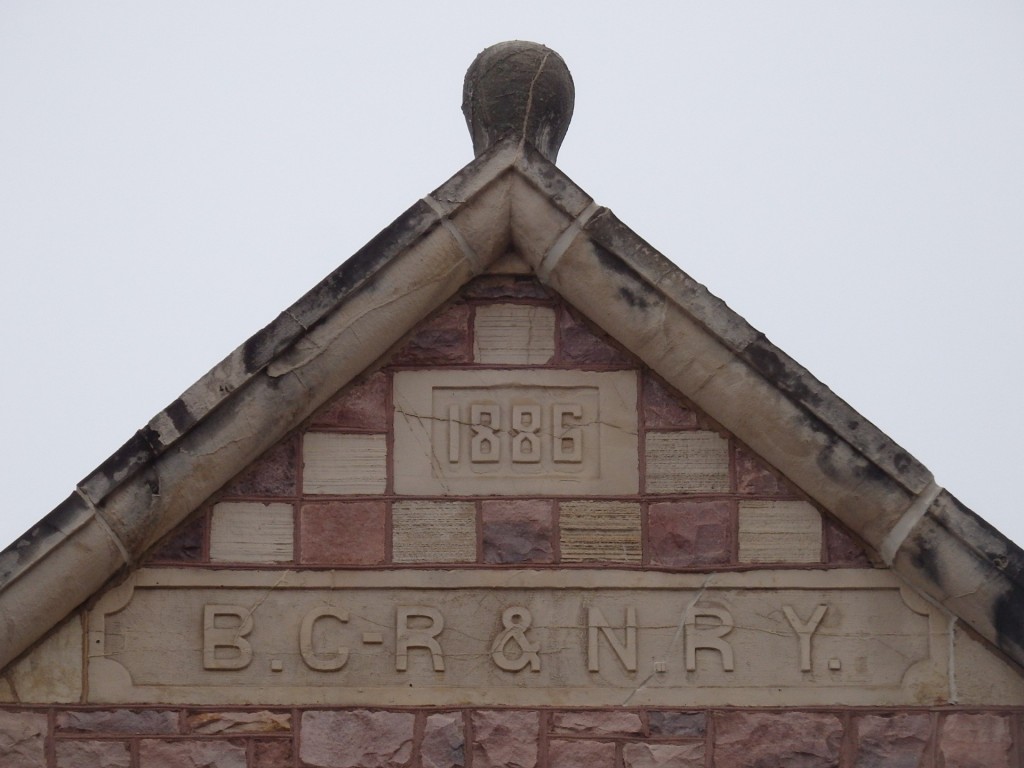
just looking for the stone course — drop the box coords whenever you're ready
[55,739,131,768]
[300,710,415,768]
[549,738,617,768]
[471,709,539,768]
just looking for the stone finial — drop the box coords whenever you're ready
[462,41,574,163]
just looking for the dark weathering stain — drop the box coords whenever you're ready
[993,591,1024,658]
[164,398,194,435]
[909,534,944,592]
[744,340,820,407]
[618,286,653,310]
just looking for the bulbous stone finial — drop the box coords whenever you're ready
[462,41,574,163]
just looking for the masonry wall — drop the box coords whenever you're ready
[2,274,1023,767]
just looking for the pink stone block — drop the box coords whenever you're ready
[56,740,131,768]
[393,304,471,365]
[549,739,616,768]
[642,376,697,429]
[825,519,872,566]
[551,711,643,736]
[311,371,390,430]
[56,709,180,734]
[253,739,294,768]
[300,501,387,565]
[0,711,47,768]
[939,713,1012,768]
[623,743,705,768]
[647,711,706,738]
[422,712,465,768]
[300,710,414,768]
[139,739,246,768]
[471,710,539,768]
[648,501,733,567]
[852,713,931,768]
[220,437,297,497]
[713,712,843,768]
[482,500,554,564]
[146,513,205,563]
[559,310,632,365]
[735,446,792,496]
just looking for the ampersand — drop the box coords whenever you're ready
[490,606,541,672]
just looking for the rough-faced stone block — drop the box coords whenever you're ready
[645,432,730,494]
[3,616,83,703]
[474,303,556,364]
[56,709,179,734]
[648,501,733,567]
[852,713,930,768]
[551,711,643,735]
[139,739,246,768]
[939,713,1012,768]
[642,376,697,429]
[559,501,641,563]
[471,710,539,768]
[219,438,297,497]
[300,710,414,768]
[549,739,616,768]
[393,303,471,364]
[734,446,791,496]
[482,500,554,564]
[253,739,294,768]
[56,740,131,768]
[56,712,178,737]
[392,501,476,563]
[300,501,387,565]
[623,743,705,768]
[0,711,47,768]
[738,501,822,564]
[311,371,390,430]
[302,433,387,495]
[647,711,706,738]
[422,712,465,768]
[559,310,632,365]
[210,502,293,563]
[713,712,843,768]
[186,710,291,734]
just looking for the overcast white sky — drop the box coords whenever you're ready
[1,2,1022,550]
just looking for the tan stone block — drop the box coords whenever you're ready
[2,616,82,703]
[474,304,556,364]
[210,502,293,563]
[953,626,1024,705]
[645,431,730,494]
[302,432,387,495]
[738,501,822,564]
[623,743,705,768]
[0,711,47,768]
[559,501,641,563]
[87,568,950,707]
[186,710,290,734]
[392,501,476,563]
[56,740,131,768]
[393,370,638,497]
